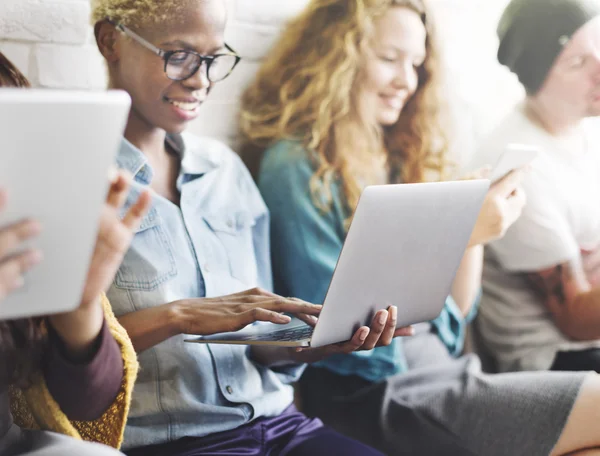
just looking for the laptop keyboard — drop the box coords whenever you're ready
[249,324,314,342]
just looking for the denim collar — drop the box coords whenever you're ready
[117,133,220,186]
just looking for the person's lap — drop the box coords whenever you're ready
[299,331,587,456]
[125,405,382,456]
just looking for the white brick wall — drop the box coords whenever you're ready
[0,0,523,162]
[0,0,106,88]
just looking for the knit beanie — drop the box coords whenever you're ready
[497,0,600,94]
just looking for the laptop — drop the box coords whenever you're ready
[185,179,489,348]
[0,89,131,320]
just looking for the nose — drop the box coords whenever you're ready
[182,61,211,92]
[392,60,418,93]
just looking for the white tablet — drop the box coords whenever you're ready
[489,143,540,183]
[0,89,131,319]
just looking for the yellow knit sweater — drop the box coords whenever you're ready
[9,294,138,449]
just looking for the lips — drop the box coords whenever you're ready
[380,95,405,110]
[165,97,202,112]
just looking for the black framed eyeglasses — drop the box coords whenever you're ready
[109,19,241,83]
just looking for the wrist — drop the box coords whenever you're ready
[48,300,104,361]
[467,228,484,248]
[165,299,187,336]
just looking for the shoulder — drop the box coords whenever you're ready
[260,140,315,176]
[259,140,320,197]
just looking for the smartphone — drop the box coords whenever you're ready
[489,143,540,183]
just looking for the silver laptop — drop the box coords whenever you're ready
[185,179,489,348]
[0,89,131,320]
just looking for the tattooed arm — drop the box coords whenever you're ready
[527,251,600,341]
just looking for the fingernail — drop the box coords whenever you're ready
[360,328,369,341]
[378,311,387,325]
[27,250,43,267]
[277,314,291,323]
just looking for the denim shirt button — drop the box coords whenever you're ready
[226,385,233,395]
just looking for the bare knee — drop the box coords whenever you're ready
[551,373,600,456]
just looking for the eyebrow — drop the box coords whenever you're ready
[160,40,225,54]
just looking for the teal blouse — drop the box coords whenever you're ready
[258,140,479,382]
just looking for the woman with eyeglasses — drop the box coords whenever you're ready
[240,0,600,455]
[90,0,407,454]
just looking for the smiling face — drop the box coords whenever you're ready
[537,15,600,120]
[360,6,427,127]
[98,0,227,134]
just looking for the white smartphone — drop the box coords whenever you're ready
[489,143,540,183]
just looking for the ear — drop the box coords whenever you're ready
[95,20,121,63]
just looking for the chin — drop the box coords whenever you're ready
[164,122,188,135]
[378,112,402,127]
[156,116,190,135]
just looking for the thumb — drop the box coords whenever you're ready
[491,168,525,197]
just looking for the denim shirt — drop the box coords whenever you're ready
[107,134,301,450]
[258,140,479,383]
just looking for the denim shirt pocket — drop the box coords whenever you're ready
[203,210,258,283]
[114,207,178,291]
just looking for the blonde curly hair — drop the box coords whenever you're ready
[240,0,451,218]
[91,0,194,28]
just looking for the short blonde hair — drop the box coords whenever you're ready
[91,0,193,28]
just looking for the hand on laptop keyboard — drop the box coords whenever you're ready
[174,288,322,336]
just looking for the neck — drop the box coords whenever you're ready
[525,97,583,137]
[124,110,168,161]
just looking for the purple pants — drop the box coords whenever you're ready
[125,405,383,456]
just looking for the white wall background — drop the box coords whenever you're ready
[0,0,525,164]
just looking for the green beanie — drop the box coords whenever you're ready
[497,0,600,94]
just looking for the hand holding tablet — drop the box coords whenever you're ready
[489,143,540,183]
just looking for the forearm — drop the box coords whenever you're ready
[44,319,123,421]
[118,302,182,353]
[450,245,483,317]
[527,259,600,341]
[48,299,105,362]
[556,288,600,341]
